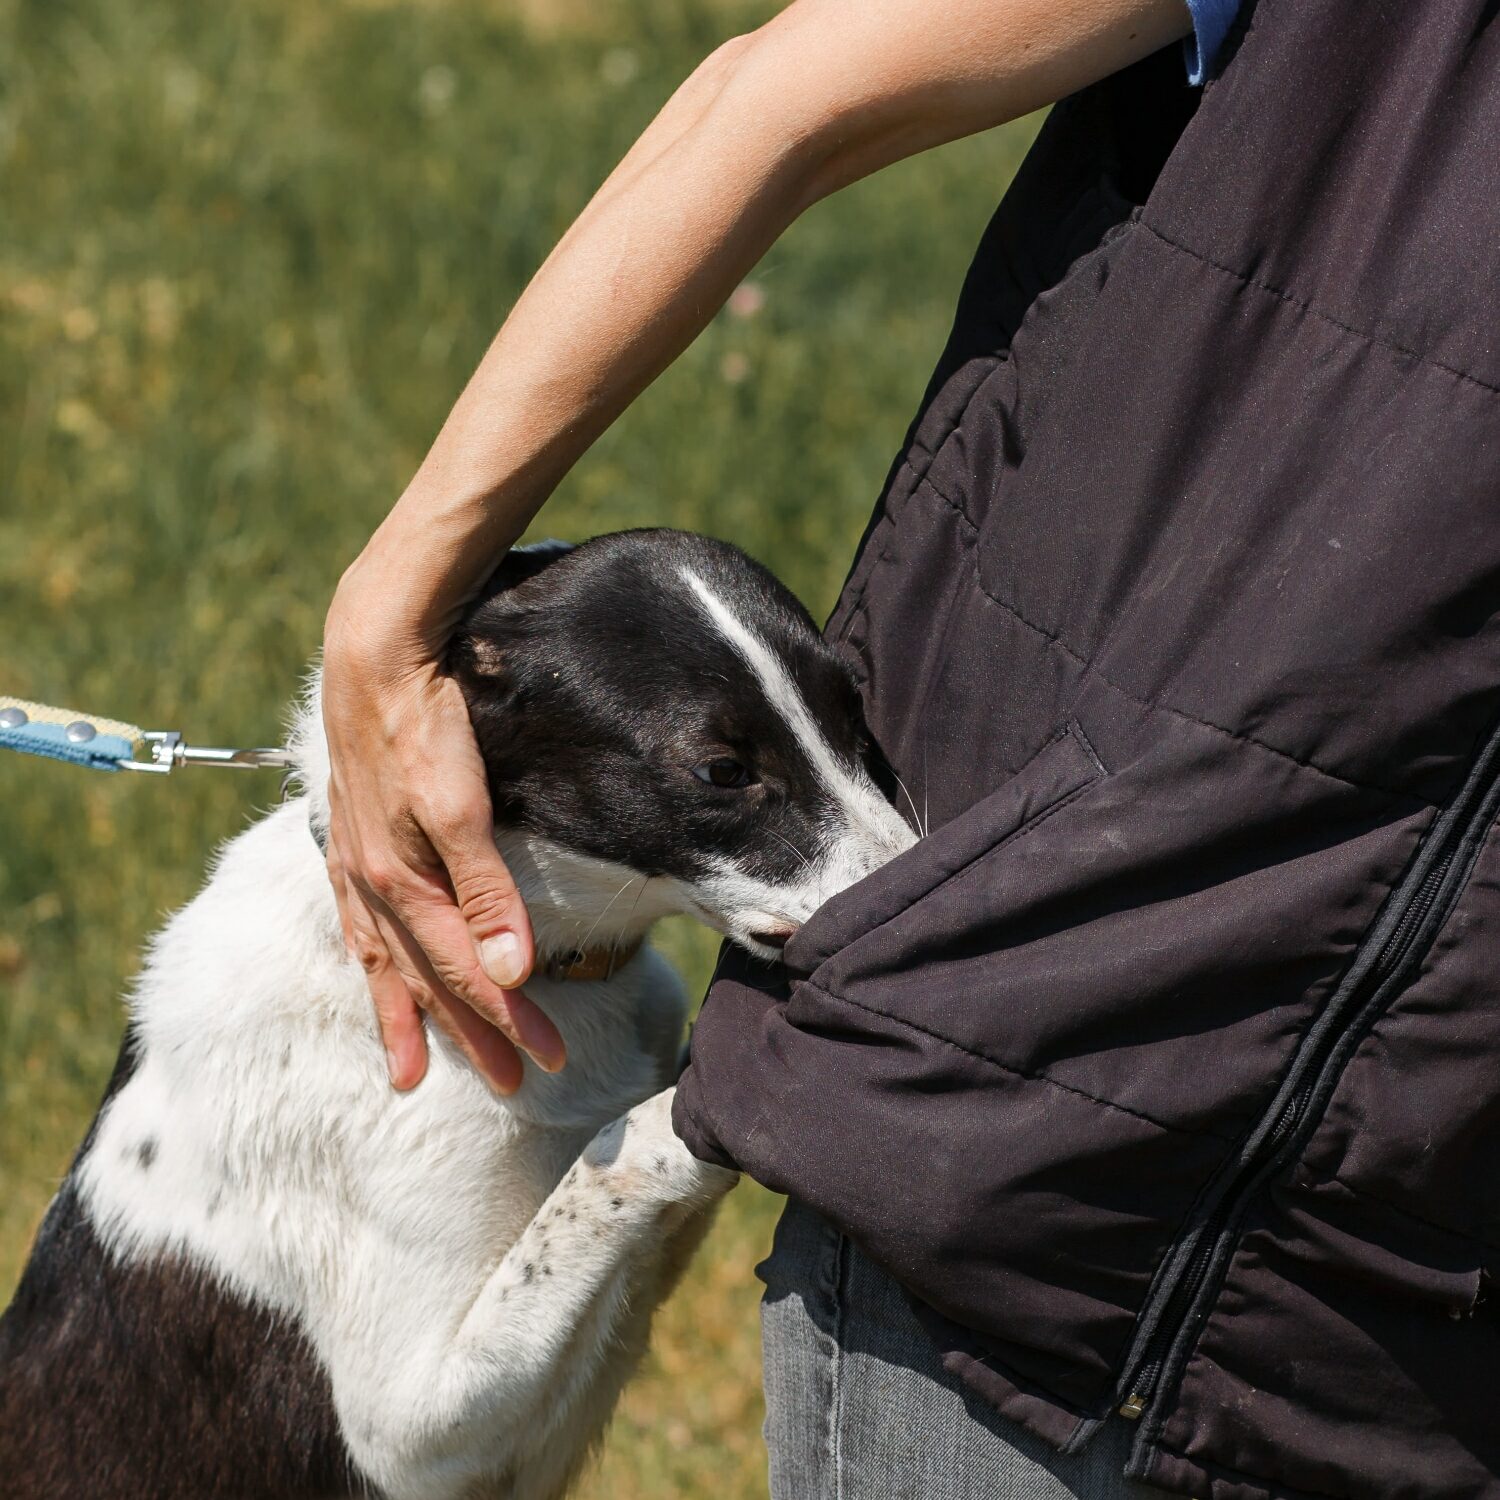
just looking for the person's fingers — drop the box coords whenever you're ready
[384,782,565,1072]
[426,988,527,1097]
[339,804,554,1083]
[422,789,537,991]
[429,803,568,1070]
[394,888,566,1073]
[345,876,429,1090]
[327,789,428,1090]
[326,839,358,954]
[369,899,527,1094]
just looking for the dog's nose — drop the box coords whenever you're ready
[750,923,798,951]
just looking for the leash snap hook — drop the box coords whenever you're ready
[121,731,297,775]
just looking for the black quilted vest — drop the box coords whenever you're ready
[677,3,1500,1494]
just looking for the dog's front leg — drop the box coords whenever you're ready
[361,1087,735,1500]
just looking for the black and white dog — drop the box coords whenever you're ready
[0,530,915,1500]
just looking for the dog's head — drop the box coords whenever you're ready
[450,531,914,961]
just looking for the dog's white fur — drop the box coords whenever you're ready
[76,709,719,1499]
[70,569,914,1500]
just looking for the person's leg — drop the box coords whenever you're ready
[759,1199,1172,1500]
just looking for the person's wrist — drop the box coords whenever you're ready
[327,525,466,667]
[330,464,543,660]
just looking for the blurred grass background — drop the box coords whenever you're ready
[0,0,1036,1491]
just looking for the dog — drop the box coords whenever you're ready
[0,529,915,1500]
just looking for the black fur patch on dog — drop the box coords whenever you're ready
[0,1031,367,1500]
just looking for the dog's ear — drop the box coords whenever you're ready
[477,539,576,603]
[452,634,511,684]
[451,540,576,685]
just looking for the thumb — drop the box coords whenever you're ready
[422,787,566,1068]
[450,839,536,989]
[456,854,570,1071]
[477,928,530,990]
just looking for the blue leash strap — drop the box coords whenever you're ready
[0,695,292,775]
[0,696,144,772]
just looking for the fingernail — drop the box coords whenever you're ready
[479,930,527,988]
[509,1001,567,1074]
[386,1048,403,1087]
[531,1041,567,1074]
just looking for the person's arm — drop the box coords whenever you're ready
[323,0,1192,1093]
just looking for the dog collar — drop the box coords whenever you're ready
[543,940,644,983]
[304,816,638,982]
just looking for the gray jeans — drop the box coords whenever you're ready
[759,1199,1174,1500]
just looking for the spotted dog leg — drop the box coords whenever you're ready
[361,1087,736,1500]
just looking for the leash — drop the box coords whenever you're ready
[0,695,293,776]
[3,692,649,980]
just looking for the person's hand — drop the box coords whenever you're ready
[321,566,567,1094]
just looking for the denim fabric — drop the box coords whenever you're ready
[1184,0,1243,83]
[759,1199,1173,1500]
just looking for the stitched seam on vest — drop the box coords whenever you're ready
[802,979,1235,1145]
[908,766,1096,906]
[896,475,1435,809]
[1137,217,1500,401]
[834,357,1007,643]
[834,458,925,648]
[818,761,1099,956]
[906,355,1005,487]
[1152,1438,1360,1500]
[840,176,1138,648]
[984,583,1434,805]
[1286,1164,1500,1256]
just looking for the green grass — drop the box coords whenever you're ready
[0,0,1036,1492]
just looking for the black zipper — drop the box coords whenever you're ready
[1112,723,1500,1430]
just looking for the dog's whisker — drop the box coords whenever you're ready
[573,876,643,957]
[921,726,931,837]
[613,877,650,961]
[767,828,813,871]
[890,767,924,838]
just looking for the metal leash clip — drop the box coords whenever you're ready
[122,731,297,774]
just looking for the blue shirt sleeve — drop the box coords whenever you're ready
[1184,0,1244,84]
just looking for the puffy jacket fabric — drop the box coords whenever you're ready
[675,4,1500,1495]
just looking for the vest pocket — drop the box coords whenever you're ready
[784,721,1106,978]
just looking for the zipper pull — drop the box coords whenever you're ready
[1118,1392,1149,1420]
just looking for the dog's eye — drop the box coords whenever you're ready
[693,757,755,789]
